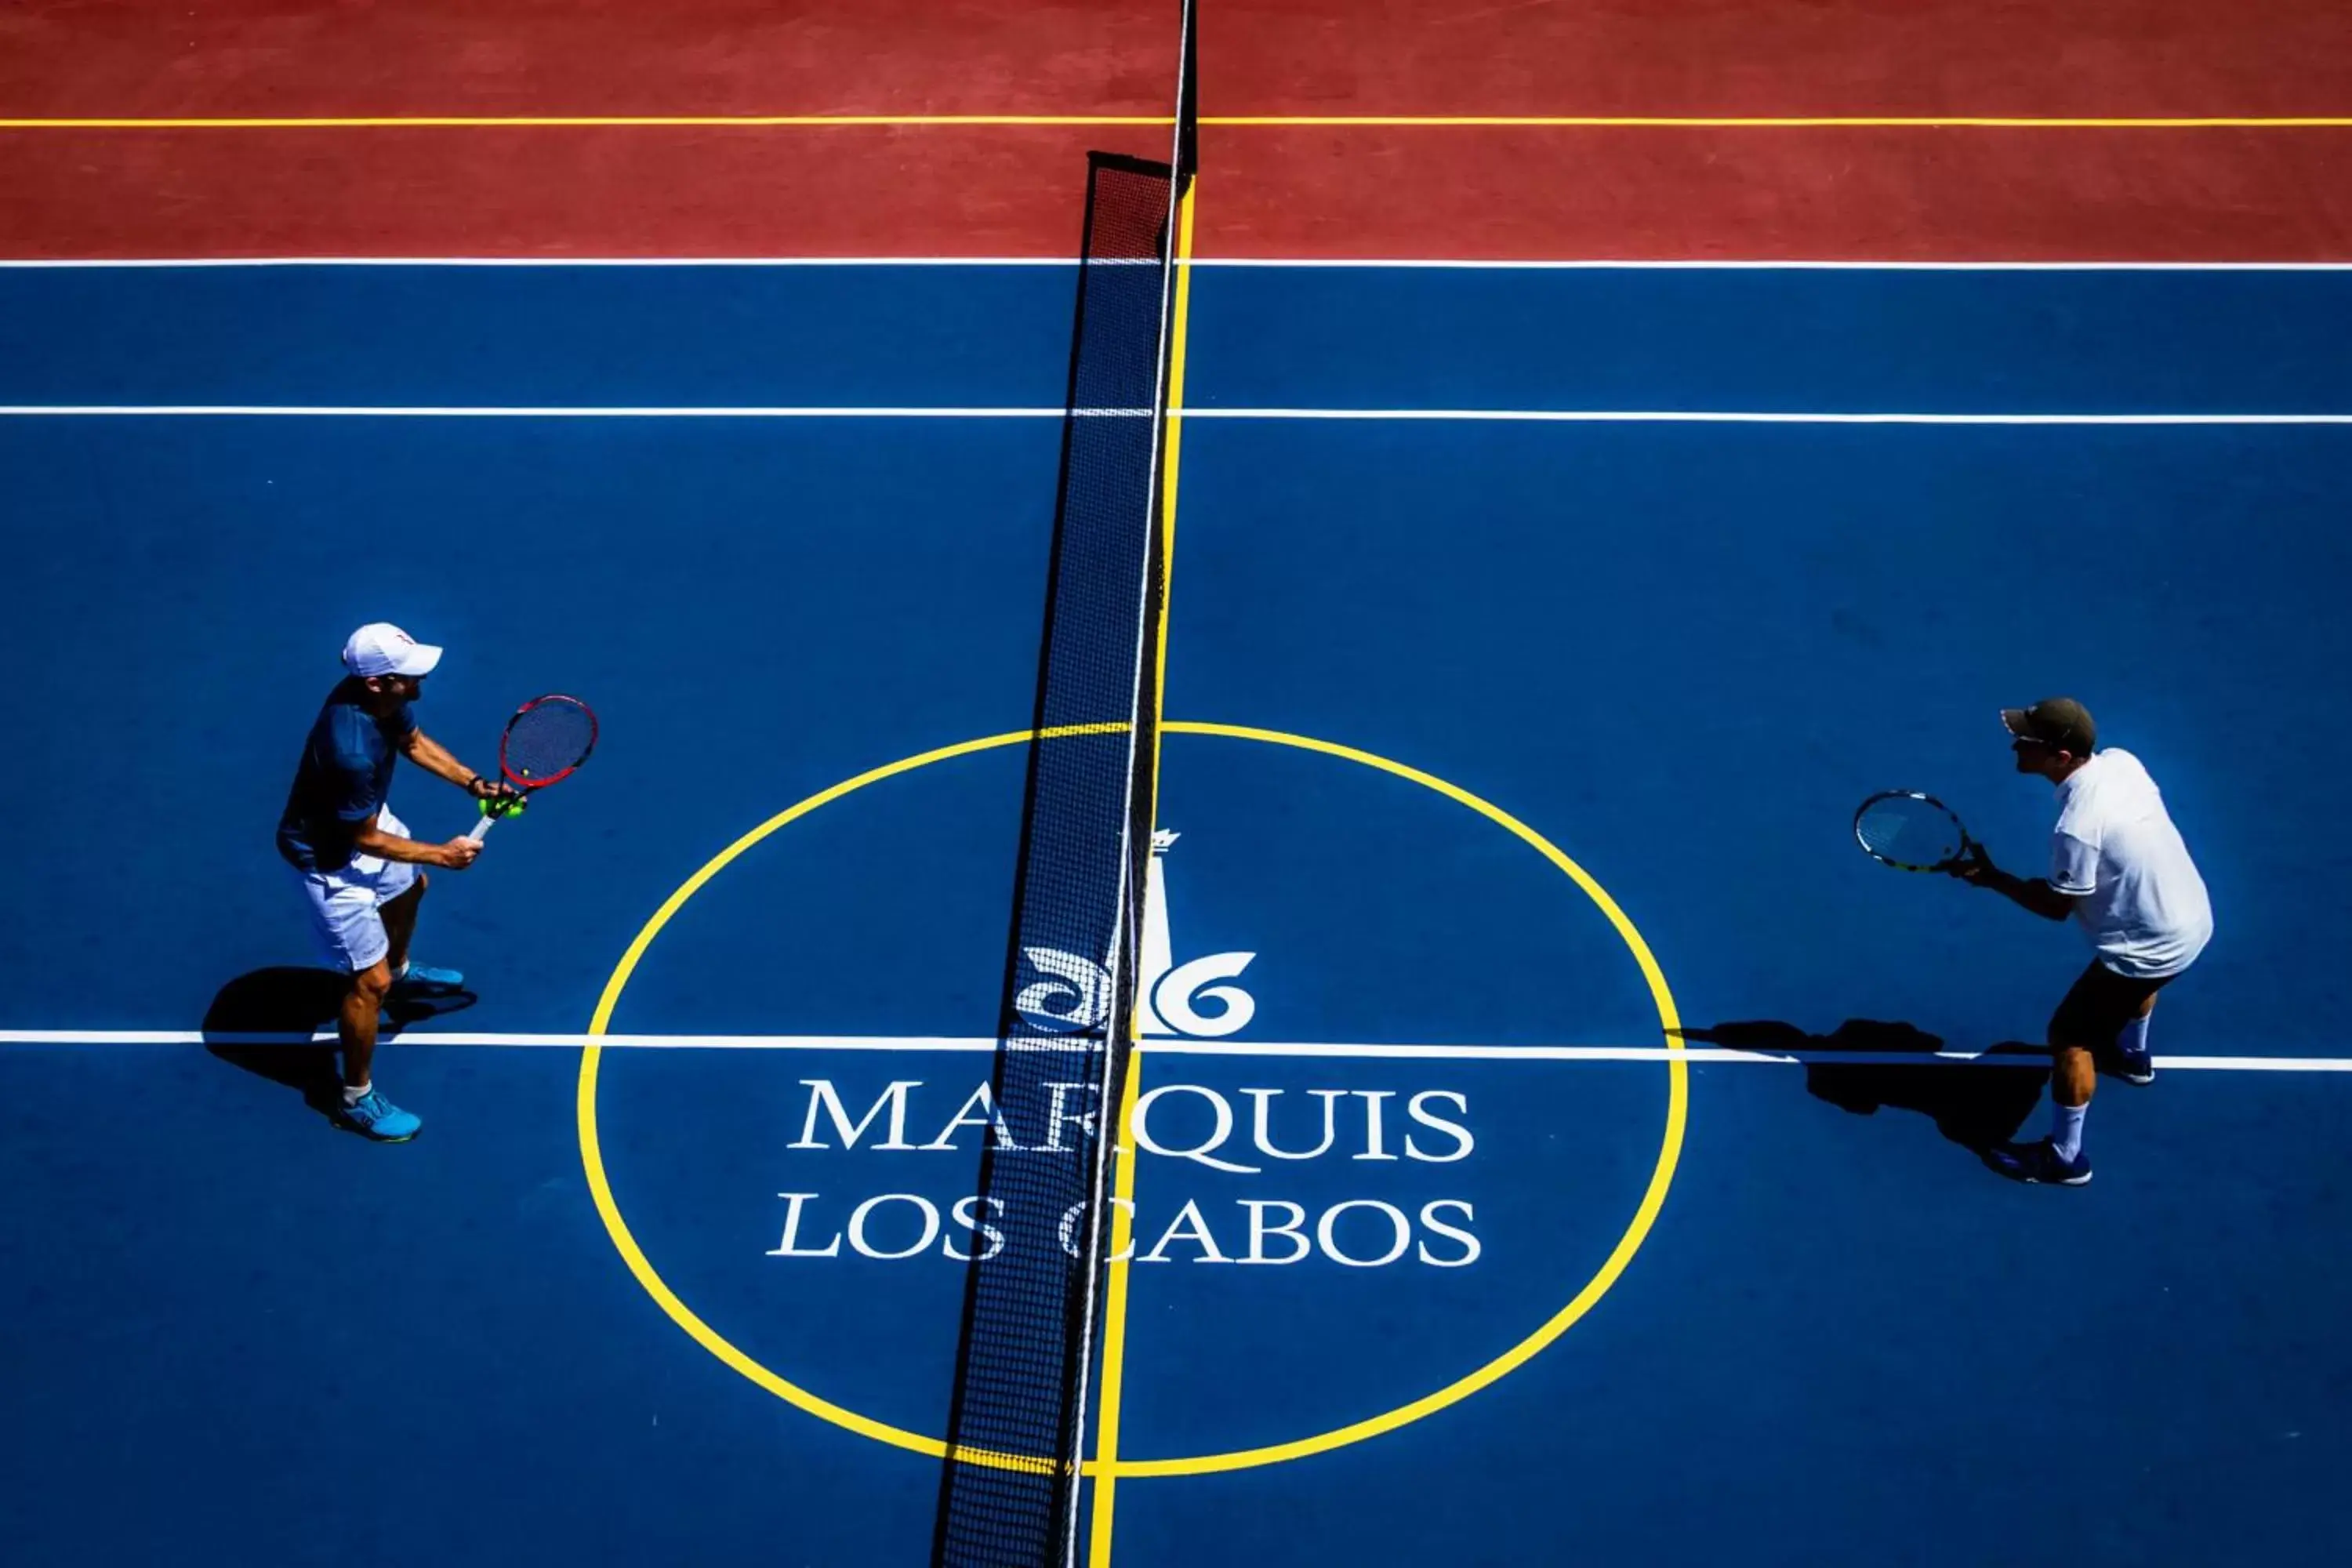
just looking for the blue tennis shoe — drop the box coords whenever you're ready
[390,962,465,995]
[337,1089,422,1142]
[1984,1138,2092,1186]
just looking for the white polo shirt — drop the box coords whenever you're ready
[2049,748,2213,978]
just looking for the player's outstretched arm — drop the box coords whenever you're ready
[401,728,517,805]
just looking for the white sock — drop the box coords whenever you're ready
[2118,1013,2151,1057]
[2050,1102,2088,1161]
[343,1080,372,1107]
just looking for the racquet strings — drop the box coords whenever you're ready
[1856,792,1966,869]
[503,697,596,785]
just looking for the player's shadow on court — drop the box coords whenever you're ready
[202,966,475,1113]
[1677,1019,2046,1152]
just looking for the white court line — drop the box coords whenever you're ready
[0,405,1078,419]
[4,1028,2350,1071]
[3,405,2349,424]
[0,1029,998,1051]
[1189,409,2352,425]
[3,256,2352,271]
[1189,258,2352,273]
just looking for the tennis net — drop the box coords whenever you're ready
[930,5,1196,1564]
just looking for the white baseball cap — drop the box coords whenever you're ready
[341,622,444,678]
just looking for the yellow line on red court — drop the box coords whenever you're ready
[0,114,1162,129]
[1221,114,2352,128]
[5,114,2350,130]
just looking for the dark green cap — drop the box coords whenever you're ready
[2001,697,2096,755]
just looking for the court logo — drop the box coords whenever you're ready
[579,721,1686,1472]
[1015,830,1258,1040]
[767,824,1486,1270]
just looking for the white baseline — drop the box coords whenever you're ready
[1,1028,2347,1072]
[2,405,2349,424]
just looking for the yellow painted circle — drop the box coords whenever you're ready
[579,720,1686,1478]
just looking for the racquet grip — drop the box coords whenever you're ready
[464,812,499,844]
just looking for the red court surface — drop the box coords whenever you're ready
[5,0,2349,260]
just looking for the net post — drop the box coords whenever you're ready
[1174,0,1200,194]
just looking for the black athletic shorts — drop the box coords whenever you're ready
[2048,959,2172,1053]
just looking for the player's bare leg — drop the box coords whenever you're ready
[339,959,394,1091]
[379,875,426,978]
[332,955,422,1143]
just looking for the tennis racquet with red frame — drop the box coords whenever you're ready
[1853,789,1982,874]
[465,695,598,842]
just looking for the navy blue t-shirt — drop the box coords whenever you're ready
[277,679,418,872]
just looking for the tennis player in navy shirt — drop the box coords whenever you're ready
[278,623,516,1141]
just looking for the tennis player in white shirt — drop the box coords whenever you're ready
[1955,698,2213,1185]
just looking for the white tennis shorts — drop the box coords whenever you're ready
[292,807,420,973]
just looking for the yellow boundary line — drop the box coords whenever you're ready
[0,114,1160,129]
[1086,175,1197,1568]
[1226,114,2352,129]
[1084,1042,1148,1562]
[4,114,2349,130]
